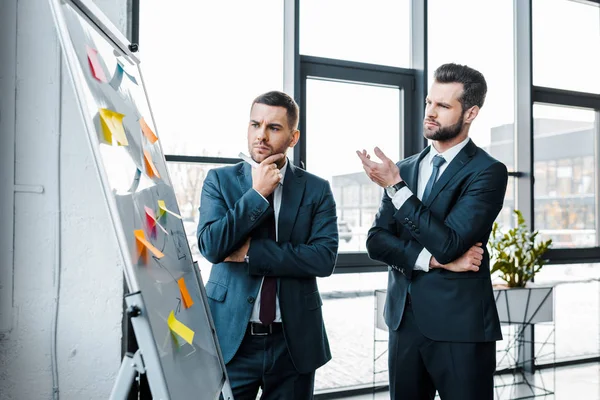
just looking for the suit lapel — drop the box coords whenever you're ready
[400,147,430,193]
[278,162,306,243]
[424,139,477,207]
[237,162,252,194]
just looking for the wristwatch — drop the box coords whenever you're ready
[386,181,407,196]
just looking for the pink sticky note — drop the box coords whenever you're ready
[145,206,157,238]
[87,47,107,83]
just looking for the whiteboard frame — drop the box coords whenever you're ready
[48,1,229,398]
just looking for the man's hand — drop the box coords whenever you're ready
[252,154,285,197]
[430,243,484,272]
[356,147,401,188]
[224,238,251,263]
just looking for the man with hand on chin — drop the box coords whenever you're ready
[198,91,338,400]
[357,63,508,400]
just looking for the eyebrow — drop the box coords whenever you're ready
[426,98,452,108]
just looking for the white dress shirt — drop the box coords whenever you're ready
[386,137,470,272]
[249,160,287,323]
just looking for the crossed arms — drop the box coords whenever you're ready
[197,168,338,279]
[366,161,508,273]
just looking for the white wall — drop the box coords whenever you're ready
[0,0,129,398]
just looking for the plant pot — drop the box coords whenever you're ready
[493,284,554,324]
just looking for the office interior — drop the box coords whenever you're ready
[1,0,599,399]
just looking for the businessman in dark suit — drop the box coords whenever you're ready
[357,63,508,400]
[197,91,338,399]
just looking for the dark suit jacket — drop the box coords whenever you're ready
[366,139,508,342]
[197,161,338,374]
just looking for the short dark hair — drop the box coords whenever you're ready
[252,91,299,130]
[433,63,487,111]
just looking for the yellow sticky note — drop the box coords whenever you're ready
[158,200,182,219]
[168,310,195,345]
[99,108,128,146]
[178,278,194,309]
[140,117,158,144]
[143,150,160,179]
[134,229,164,259]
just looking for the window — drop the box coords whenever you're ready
[139,1,284,157]
[533,104,598,248]
[305,78,402,253]
[300,0,411,68]
[534,264,600,363]
[533,0,600,94]
[428,0,515,163]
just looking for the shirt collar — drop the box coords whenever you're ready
[279,159,288,186]
[428,136,470,166]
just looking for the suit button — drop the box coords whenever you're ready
[405,217,409,221]
[250,215,256,222]
[247,296,255,304]
[415,229,420,234]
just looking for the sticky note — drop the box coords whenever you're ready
[168,311,195,345]
[143,150,160,179]
[134,229,164,259]
[144,206,158,238]
[158,200,182,219]
[178,278,194,309]
[99,108,128,146]
[144,206,167,238]
[140,118,158,144]
[87,47,107,82]
[109,62,138,90]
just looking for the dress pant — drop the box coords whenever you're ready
[224,323,315,400]
[388,299,496,400]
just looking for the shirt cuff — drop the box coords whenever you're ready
[253,188,269,204]
[414,248,432,272]
[389,186,414,210]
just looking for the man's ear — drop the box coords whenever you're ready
[464,106,479,124]
[289,130,300,148]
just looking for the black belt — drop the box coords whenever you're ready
[247,322,283,336]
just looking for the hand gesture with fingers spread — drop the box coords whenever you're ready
[252,153,285,197]
[430,243,484,273]
[356,147,402,188]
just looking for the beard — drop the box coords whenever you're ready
[424,117,464,142]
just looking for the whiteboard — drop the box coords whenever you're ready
[49,0,227,398]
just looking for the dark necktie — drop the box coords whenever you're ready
[422,155,446,203]
[259,194,277,325]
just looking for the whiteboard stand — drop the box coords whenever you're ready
[110,291,169,399]
[109,292,235,400]
[109,349,144,400]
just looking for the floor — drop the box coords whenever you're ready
[338,362,600,400]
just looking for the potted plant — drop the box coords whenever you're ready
[488,210,554,324]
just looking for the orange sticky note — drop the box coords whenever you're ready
[134,229,164,260]
[87,46,107,82]
[158,200,182,219]
[167,310,195,345]
[178,278,194,309]
[99,108,128,146]
[140,118,158,144]
[143,150,160,179]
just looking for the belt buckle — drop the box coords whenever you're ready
[250,323,271,336]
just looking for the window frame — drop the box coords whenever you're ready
[297,56,419,273]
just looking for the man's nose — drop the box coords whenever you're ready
[256,126,268,141]
[425,105,436,119]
